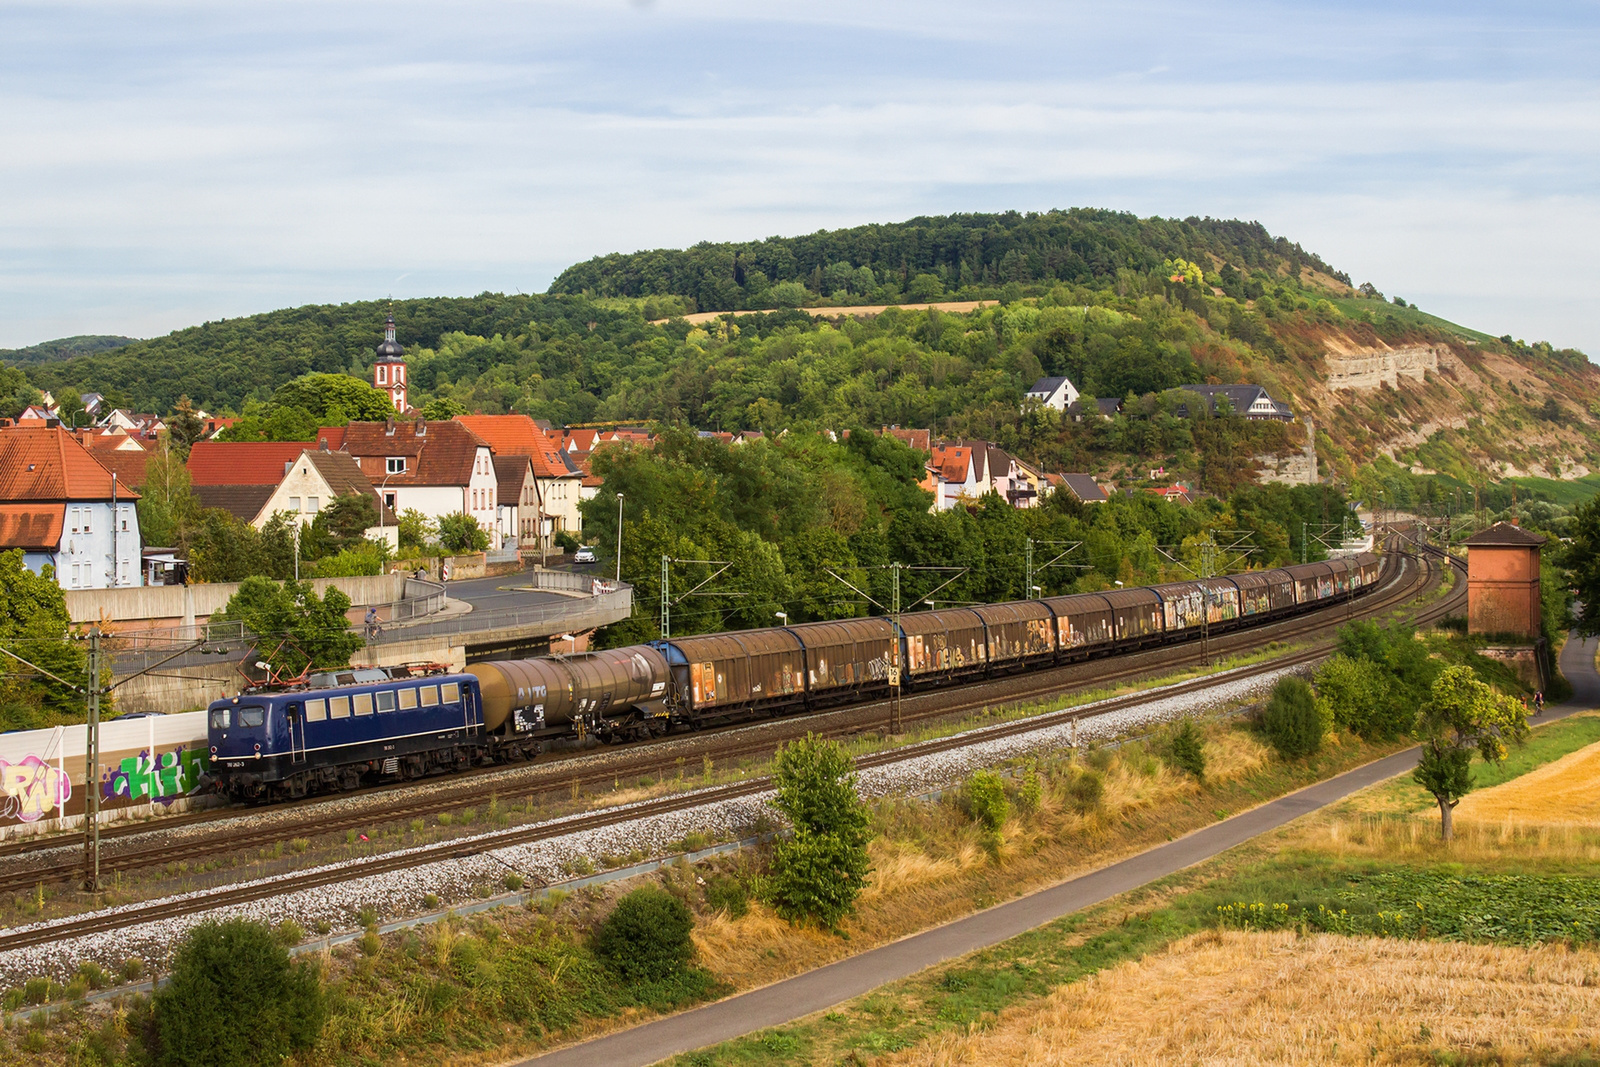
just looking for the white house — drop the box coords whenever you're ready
[0,425,143,589]
[1025,376,1080,412]
[321,419,500,549]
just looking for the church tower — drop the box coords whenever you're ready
[373,313,408,414]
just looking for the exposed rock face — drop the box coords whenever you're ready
[1326,344,1445,391]
[1256,416,1319,487]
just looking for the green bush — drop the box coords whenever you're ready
[1314,654,1405,739]
[766,735,872,928]
[592,887,696,982]
[965,770,1011,832]
[1067,768,1104,814]
[1018,770,1043,813]
[1261,676,1325,759]
[437,512,490,553]
[1166,719,1207,780]
[704,875,750,918]
[767,827,872,929]
[555,530,581,553]
[155,918,324,1067]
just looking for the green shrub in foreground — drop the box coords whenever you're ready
[592,886,696,982]
[1261,676,1325,759]
[155,918,324,1067]
[965,770,1010,832]
[1166,719,1207,780]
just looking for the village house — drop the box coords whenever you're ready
[1179,384,1293,421]
[454,414,586,554]
[318,418,500,548]
[187,441,396,544]
[0,424,143,588]
[1025,375,1080,412]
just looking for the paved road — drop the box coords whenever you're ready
[520,634,1600,1067]
[380,570,620,644]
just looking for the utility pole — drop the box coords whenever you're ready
[661,554,670,639]
[890,563,901,735]
[84,626,101,891]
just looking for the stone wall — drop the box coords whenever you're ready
[1326,345,1443,391]
[1256,416,1319,487]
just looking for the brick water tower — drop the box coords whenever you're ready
[1461,521,1545,639]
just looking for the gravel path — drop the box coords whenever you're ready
[0,661,1295,986]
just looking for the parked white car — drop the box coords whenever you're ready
[573,546,598,564]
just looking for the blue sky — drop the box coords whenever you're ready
[2,1,1596,353]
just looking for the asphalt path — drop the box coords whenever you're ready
[521,634,1600,1067]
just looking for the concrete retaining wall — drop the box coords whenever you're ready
[67,574,406,627]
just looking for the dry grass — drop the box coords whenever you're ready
[1456,739,1600,827]
[1306,812,1600,866]
[882,930,1600,1066]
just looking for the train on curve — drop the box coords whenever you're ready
[205,553,1382,801]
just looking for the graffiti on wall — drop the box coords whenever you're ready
[102,746,208,805]
[0,755,72,823]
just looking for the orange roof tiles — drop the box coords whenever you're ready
[0,504,65,548]
[187,441,314,486]
[0,425,136,501]
[453,414,576,480]
[334,420,489,487]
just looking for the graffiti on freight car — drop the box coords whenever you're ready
[0,755,71,823]
[102,746,207,804]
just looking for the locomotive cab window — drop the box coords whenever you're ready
[305,699,327,722]
[354,693,374,716]
[419,685,439,707]
[330,696,351,719]
[441,682,461,704]
[237,706,265,728]
[209,708,229,729]
[375,690,396,713]
[398,688,418,710]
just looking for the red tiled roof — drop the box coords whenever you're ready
[97,450,150,489]
[0,504,65,549]
[0,425,137,502]
[562,429,600,452]
[453,415,576,479]
[931,444,971,484]
[187,441,313,486]
[333,420,488,487]
[881,427,932,453]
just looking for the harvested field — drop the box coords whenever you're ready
[1456,738,1600,827]
[883,930,1600,1066]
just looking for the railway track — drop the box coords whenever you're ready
[0,548,1460,949]
[0,546,1457,899]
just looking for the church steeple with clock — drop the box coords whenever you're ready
[373,312,409,413]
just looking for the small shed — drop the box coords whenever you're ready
[1461,521,1545,639]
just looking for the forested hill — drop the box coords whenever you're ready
[549,209,1352,312]
[0,334,138,364]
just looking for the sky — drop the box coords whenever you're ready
[1,0,1597,353]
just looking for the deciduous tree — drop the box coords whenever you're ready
[1412,665,1529,840]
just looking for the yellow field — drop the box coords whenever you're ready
[1455,739,1600,827]
[883,930,1600,1066]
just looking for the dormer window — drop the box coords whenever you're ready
[387,457,406,475]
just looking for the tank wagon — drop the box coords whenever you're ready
[207,553,1383,801]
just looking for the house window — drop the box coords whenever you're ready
[307,497,319,514]
[376,366,386,385]
[384,492,396,511]
[387,457,406,474]
[82,510,91,534]
[289,496,301,512]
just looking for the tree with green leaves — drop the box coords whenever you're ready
[0,551,89,730]
[270,373,394,425]
[437,512,489,553]
[1260,676,1324,759]
[155,918,324,1067]
[184,511,296,583]
[134,444,202,547]
[1412,665,1529,841]
[165,395,207,459]
[766,735,872,929]
[299,492,380,560]
[1564,495,1600,636]
[211,576,362,678]
[420,396,468,420]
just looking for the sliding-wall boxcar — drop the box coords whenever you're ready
[789,618,896,703]
[976,601,1056,669]
[1104,587,1165,646]
[900,608,987,683]
[1230,570,1296,618]
[1042,592,1116,654]
[652,629,805,723]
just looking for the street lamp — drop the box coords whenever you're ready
[774,611,788,623]
[614,492,624,583]
[377,471,396,561]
